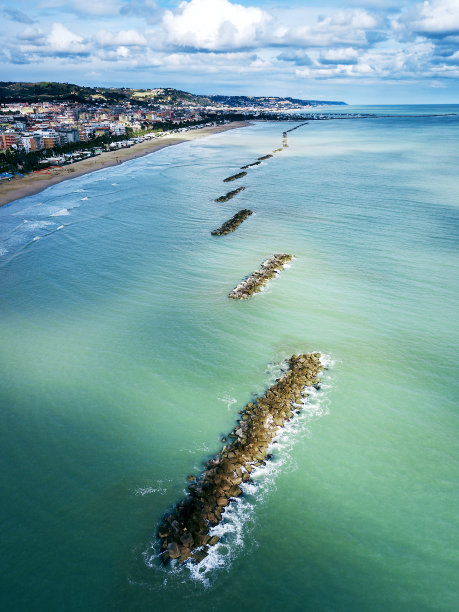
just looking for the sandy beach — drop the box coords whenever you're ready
[0,121,248,208]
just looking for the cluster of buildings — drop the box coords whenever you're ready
[0,100,207,153]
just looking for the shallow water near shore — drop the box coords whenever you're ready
[0,105,458,611]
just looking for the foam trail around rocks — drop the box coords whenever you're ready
[228,254,294,299]
[143,354,333,587]
[155,353,324,567]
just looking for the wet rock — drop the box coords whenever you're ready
[215,186,246,203]
[223,171,247,183]
[208,536,220,547]
[158,353,323,565]
[192,548,208,563]
[181,532,194,547]
[228,254,294,299]
[240,161,261,169]
[167,542,180,559]
[257,154,273,161]
[211,209,253,236]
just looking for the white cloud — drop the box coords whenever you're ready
[392,0,459,40]
[280,9,380,47]
[320,47,359,64]
[17,26,45,42]
[162,0,271,51]
[95,29,148,46]
[296,40,440,81]
[411,0,459,36]
[48,23,88,54]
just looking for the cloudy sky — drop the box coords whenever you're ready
[1,0,458,103]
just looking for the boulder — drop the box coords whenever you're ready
[167,542,180,559]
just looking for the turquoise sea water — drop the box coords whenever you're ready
[0,106,458,611]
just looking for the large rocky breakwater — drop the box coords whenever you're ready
[223,171,247,183]
[215,186,246,203]
[229,254,294,299]
[211,209,253,236]
[158,353,323,564]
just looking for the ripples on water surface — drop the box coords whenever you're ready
[0,106,458,611]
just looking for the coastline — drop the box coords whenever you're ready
[0,121,249,208]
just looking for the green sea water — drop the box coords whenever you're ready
[0,106,458,611]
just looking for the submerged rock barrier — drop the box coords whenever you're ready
[215,186,246,203]
[228,254,293,299]
[258,154,273,161]
[211,209,253,236]
[285,122,308,133]
[273,148,283,153]
[223,171,247,183]
[240,161,261,169]
[158,352,323,564]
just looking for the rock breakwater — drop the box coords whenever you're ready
[284,122,308,133]
[215,187,246,203]
[228,254,293,299]
[223,171,247,183]
[240,161,261,169]
[258,154,273,161]
[158,353,323,564]
[211,209,253,236]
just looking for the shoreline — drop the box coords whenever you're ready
[0,121,249,208]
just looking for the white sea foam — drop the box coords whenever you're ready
[218,394,237,411]
[143,354,334,587]
[24,220,53,231]
[80,197,89,201]
[50,208,70,217]
[135,480,170,497]
[57,225,64,230]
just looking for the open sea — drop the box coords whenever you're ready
[0,105,458,611]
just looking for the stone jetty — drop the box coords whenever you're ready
[211,209,253,236]
[258,154,273,161]
[223,171,247,183]
[158,353,323,564]
[241,161,261,169]
[285,122,308,133]
[228,254,293,299]
[215,187,246,203]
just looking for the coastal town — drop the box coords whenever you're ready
[0,96,223,179]
[0,83,346,180]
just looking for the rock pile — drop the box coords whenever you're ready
[240,161,261,169]
[258,154,273,161]
[228,254,293,299]
[223,171,247,183]
[158,353,323,564]
[214,186,246,203]
[211,209,253,236]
